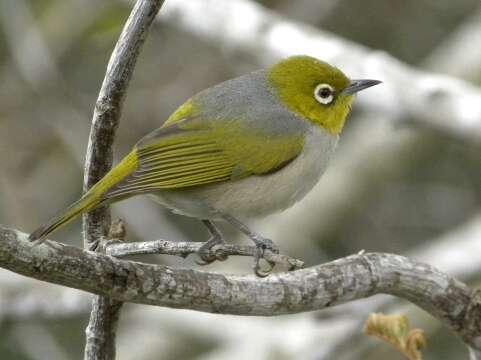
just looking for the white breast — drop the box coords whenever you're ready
[151,126,338,220]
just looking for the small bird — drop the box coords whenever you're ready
[29,55,380,275]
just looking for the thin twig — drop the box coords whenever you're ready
[1,225,481,354]
[82,1,164,359]
[104,239,304,270]
[83,0,164,246]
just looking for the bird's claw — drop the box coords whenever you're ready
[252,237,279,277]
[195,239,228,266]
[195,255,215,266]
[253,258,276,277]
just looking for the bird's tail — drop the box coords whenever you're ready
[28,150,138,243]
[28,191,104,243]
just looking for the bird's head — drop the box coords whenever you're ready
[268,55,381,134]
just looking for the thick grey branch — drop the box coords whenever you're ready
[105,240,304,270]
[81,1,164,359]
[1,225,480,352]
[316,212,481,360]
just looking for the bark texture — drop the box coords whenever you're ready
[81,1,165,359]
[1,225,480,352]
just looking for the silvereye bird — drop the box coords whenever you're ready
[29,55,380,275]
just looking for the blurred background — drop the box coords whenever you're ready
[1,0,480,359]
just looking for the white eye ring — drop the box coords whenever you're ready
[314,84,334,105]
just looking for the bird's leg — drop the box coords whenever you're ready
[196,220,228,265]
[220,213,279,277]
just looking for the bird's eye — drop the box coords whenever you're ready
[314,84,334,105]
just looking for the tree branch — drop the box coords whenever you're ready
[315,212,481,359]
[3,214,481,358]
[1,225,481,352]
[83,0,164,246]
[82,1,164,359]
[104,239,304,270]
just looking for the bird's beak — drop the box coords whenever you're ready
[342,79,382,95]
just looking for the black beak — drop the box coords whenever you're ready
[342,79,382,95]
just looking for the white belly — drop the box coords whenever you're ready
[150,126,338,220]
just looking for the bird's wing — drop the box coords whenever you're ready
[105,116,304,197]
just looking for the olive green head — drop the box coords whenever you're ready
[268,55,380,134]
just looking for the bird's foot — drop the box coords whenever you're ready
[251,236,279,277]
[196,236,229,265]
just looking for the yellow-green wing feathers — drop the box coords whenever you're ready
[28,112,304,242]
[105,117,304,198]
[29,80,306,243]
